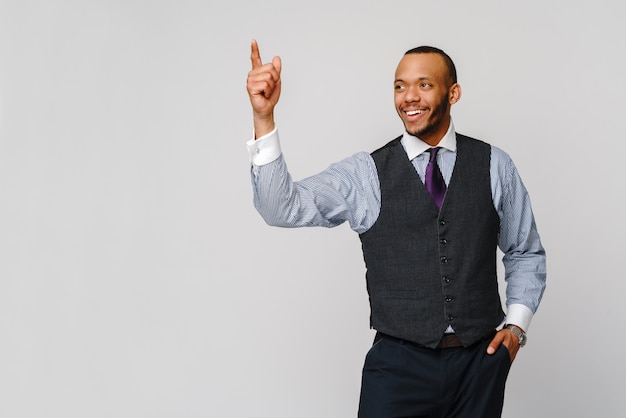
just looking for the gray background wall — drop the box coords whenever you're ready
[0,1,623,417]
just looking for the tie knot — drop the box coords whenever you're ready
[428,147,440,162]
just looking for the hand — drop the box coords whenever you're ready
[486,328,521,363]
[246,39,282,138]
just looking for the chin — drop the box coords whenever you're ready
[406,125,431,138]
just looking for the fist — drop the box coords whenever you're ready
[247,40,282,120]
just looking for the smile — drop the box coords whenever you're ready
[405,109,425,116]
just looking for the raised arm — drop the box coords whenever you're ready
[246,40,282,138]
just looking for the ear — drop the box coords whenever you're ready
[449,83,462,104]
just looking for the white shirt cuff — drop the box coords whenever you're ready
[246,127,282,166]
[505,303,534,332]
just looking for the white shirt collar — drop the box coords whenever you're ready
[401,120,457,160]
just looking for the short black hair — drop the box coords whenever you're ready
[404,46,457,85]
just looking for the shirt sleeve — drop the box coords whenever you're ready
[247,129,380,234]
[494,148,547,332]
[246,127,282,167]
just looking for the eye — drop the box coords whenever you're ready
[394,84,406,91]
[420,82,432,88]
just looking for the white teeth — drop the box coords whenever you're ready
[406,110,423,116]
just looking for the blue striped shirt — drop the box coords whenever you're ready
[247,122,546,332]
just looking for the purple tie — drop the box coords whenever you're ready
[425,147,446,209]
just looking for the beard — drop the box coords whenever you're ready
[405,93,449,138]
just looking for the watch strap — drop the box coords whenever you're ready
[505,324,527,347]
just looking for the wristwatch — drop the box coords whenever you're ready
[505,324,527,347]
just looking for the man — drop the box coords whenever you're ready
[246,39,546,418]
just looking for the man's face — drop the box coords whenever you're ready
[394,53,459,145]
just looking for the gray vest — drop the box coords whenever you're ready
[359,134,504,348]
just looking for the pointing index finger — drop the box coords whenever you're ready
[250,39,262,69]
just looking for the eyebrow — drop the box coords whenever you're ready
[394,76,432,83]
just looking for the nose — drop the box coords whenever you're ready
[404,85,421,103]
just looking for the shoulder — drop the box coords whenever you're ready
[371,135,403,156]
[487,144,519,187]
[490,144,514,166]
[334,150,375,167]
[456,133,514,165]
[455,133,491,150]
[323,151,377,180]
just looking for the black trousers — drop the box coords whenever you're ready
[358,333,511,418]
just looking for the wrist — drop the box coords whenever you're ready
[253,113,275,139]
[505,324,527,347]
